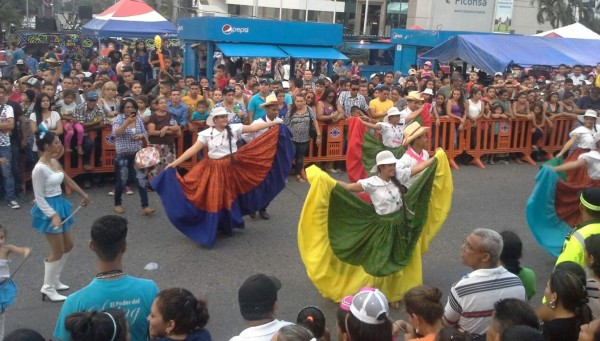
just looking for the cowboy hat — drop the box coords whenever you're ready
[383,107,402,123]
[259,94,279,108]
[206,107,234,127]
[405,91,423,102]
[370,150,399,173]
[577,109,598,124]
[402,121,430,146]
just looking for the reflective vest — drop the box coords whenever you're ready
[556,220,600,268]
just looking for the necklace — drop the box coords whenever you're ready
[96,270,125,280]
[209,127,227,147]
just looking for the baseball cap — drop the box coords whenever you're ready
[26,77,41,88]
[370,73,380,80]
[282,81,290,89]
[349,289,389,324]
[86,91,99,100]
[16,59,24,65]
[259,78,269,85]
[238,274,281,315]
[494,72,503,77]
[375,84,389,91]
[424,61,432,66]
[339,287,376,311]
[408,69,417,75]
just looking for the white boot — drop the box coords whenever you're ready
[41,260,67,302]
[55,252,70,291]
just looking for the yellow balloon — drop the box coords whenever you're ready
[154,35,162,49]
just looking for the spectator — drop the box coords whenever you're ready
[541,269,592,341]
[436,327,472,341]
[73,91,105,173]
[368,85,394,122]
[486,299,539,341]
[394,286,444,341]
[443,228,526,341]
[53,215,159,341]
[248,79,271,122]
[500,325,543,341]
[167,89,189,126]
[65,309,128,341]
[272,325,314,341]
[296,306,329,341]
[499,231,536,300]
[345,289,392,341]
[4,329,46,341]
[578,318,600,341]
[229,274,292,341]
[0,86,19,209]
[147,287,211,341]
[147,96,180,181]
[585,234,600,318]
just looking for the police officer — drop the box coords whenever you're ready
[556,187,600,268]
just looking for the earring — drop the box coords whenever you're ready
[548,300,556,309]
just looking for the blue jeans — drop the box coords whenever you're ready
[0,146,15,202]
[114,153,148,208]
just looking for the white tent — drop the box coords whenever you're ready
[533,23,600,40]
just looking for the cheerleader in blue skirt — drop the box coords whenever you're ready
[31,131,90,302]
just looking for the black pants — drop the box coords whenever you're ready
[293,141,309,175]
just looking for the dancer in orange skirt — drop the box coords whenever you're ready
[151,106,294,247]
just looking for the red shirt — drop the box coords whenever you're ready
[8,91,21,104]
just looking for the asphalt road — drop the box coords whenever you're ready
[2,162,556,340]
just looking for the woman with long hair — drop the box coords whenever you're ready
[99,81,120,125]
[316,87,344,173]
[116,53,132,76]
[133,41,151,81]
[499,231,536,300]
[151,106,294,247]
[31,131,90,302]
[147,288,210,341]
[29,94,64,153]
[65,309,128,341]
[285,93,321,182]
[147,96,180,181]
[112,97,155,215]
[541,269,592,341]
[446,89,467,131]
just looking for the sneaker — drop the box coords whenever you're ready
[125,186,133,195]
[107,190,115,196]
[8,201,20,209]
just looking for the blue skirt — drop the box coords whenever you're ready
[0,279,18,312]
[31,196,74,234]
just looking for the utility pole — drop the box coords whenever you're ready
[172,0,179,23]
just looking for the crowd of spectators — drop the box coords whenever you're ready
[1,42,600,340]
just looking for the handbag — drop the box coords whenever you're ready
[308,108,318,140]
[134,135,160,169]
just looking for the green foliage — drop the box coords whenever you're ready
[532,0,600,33]
[0,0,22,29]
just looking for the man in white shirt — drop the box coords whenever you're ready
[443,229,526,341]
[230,274,292,341]
[242,94,282,220]
[569,65,587,86]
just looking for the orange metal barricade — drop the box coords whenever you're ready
[304,121,349,163]
[538,116,577,159]
[428,117,460,170]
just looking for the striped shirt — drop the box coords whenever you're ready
[444,266,526,340]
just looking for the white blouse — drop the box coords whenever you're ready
[32,162,64,217]
[30,111,62,152]
[570,125,600,150]
[357,172,410,215]
[378,122,405,148]
[397,147,430,188]
[241,116,281,143]
[197,123,244,159]
[579,150,600,180]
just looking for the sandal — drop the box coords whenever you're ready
[296,175,306,183]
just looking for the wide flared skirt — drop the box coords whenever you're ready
[31,196,74,234]
[152,126,295,247]
[298,149,453,302]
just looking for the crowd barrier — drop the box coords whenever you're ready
[39,116,577,187]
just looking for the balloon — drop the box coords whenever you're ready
[154,35,162,50]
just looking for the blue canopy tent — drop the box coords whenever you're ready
[81,0,177,38]
[417,35,600,74]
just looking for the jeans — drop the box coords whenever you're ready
[0,146,15,202]
[293,141,309,175]
[114,153,148,208]
[10,136,22,195]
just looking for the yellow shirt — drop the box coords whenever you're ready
[369,99,394,121]
[181,95,203,115]
[556,221,600,268]
[595,74,600,88]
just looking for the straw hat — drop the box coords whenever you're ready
[577,109,598,124]
[259,94,279,108]
[206,107,234,127]
[402,121,430,146]
[405,91,423,102]
[370,150,399,173]
[383,107,402,123]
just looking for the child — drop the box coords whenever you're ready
[137,95,151,123]
[58,89,84,154]
[484,104,509,165]
[531,102,552,161]
[0,224,31,340]
[297,306,330,341]
[189,99,209,131]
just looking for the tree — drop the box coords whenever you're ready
[531,0,596,29]
[0,0,22,32]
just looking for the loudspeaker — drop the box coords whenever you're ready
[78,6,93,19]
[35,17,57,31]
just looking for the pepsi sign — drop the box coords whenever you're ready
[222,24,249,35]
